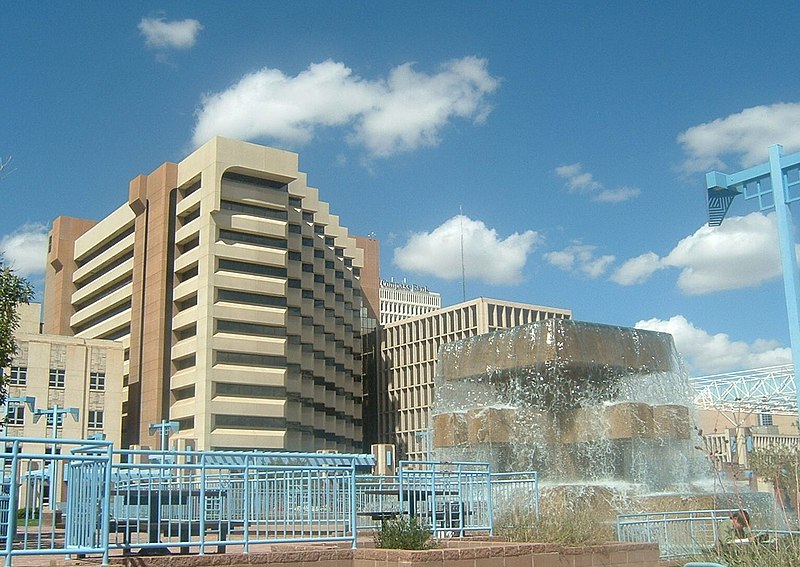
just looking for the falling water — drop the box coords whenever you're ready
[430,319,713,500]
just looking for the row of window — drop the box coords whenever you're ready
[5,407,103,429]
[4,367,105,390]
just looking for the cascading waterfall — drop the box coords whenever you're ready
[430,319,731,517]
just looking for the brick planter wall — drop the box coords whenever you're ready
[109,541,661,567]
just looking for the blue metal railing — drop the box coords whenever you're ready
[106,449,362,554]
[397,460,493,537]
[490,471,539,519]
[616,509,740,558]
[0,438,543,564]
[1,436,114,567]
[354,474,402,529]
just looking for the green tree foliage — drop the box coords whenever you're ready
[749,443,800,527]
[0,260,34,406]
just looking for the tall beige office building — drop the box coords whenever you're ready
[44,137,365,452]
[379,279,441,324]
[379,298,571,459]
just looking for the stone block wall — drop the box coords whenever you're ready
[105,541,662,567]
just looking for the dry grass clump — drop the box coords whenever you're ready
[494,503,613,546]
[693,535,800,566]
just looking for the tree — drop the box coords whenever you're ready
[749,444,800,530]
[0,259,34,406]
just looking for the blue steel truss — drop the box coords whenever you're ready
[706,148,800,225]
[705,145,800,420]
[691,364,796,414]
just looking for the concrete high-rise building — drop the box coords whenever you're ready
[378,297,571,459]
[353,237,381,450]
[379,279,441,325]
[44,137,366,452]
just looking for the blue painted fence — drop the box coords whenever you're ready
[0,437,540,566]
[616,509,739,558]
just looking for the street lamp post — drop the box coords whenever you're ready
[33,404,79,510]
[148,420,179,452]
[705,144,800,421]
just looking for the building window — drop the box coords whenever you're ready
[219,229,286,249]
[221,199,287,221]
[88,410,104,429]
[218,258,286,278]
[49,368,66,388]
[90,372,106,391]
[215,351,287,368]
[175,355,196,371]
[758,413,773,426]
[9,366,27,385]
[222,171,287,191]
[217,289,287,307]
[6,406,24,426]
[216,319,286,337]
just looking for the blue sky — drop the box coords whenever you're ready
[3,2,800,376]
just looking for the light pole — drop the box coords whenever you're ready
[705,144,800,422]
[33,404,79,510]
[148,420,179,452]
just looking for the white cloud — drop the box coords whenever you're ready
[595,186,640,203]
[611,212,789,294]
[139,17,203,50]
[678,102,800,173]
[393,215,540,285]
[611,252,664,285]
[0,223,48,277]
[554,163,638,203]
[664,213,783,295]
[192,57,499,156]
[544,243,615,279]
[636,315,791,375]
[554,163,601,192]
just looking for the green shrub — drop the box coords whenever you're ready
[17,507,39,520]
[373,515,435,550]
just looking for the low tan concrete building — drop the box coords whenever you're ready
[378,297,571,459]
[3,303,124,446]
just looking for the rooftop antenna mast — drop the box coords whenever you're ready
[459,206,466,302]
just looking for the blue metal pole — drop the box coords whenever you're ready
[768,144,800,421]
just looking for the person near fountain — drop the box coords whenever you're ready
[719,509,751,545]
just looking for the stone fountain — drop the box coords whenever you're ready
[430,319,768,518]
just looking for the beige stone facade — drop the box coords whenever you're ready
[43,137,365,452]
[3,304,124,447]
[378,297,571,459]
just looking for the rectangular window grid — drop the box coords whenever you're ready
[88,410,104,429]
[49,368,66,388]
[90,372,106,391]
[10,366,27,385]
[6,406,24,426]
